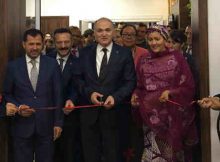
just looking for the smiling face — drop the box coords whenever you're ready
[147,31,166,53]
[23,34,43,59]
[54,32,72,57]
[121,26,137,48]
[94,18,114,47]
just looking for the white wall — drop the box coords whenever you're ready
[26,0,169,26]
[26,0,35,17]
[208,0,220,161]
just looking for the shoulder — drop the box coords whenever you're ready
[46,50,57,58]
[136,46,148,53]
[7,56,25,67]
[79,44,96,58]
[112,44,132,59]
[113,43,130,52]
[80,43,96,52]
[168,50,185,60]
[41,55,58,65]
[136,46,149,57]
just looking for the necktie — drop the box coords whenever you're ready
[30,59,38,91]
[59,58,64,71]
[99,48,108,79]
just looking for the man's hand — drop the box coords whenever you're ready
[91,92,104,105]
[63,99,75,115]
[198,97,220,110]
[103,96,115,110]
[54,126,62,141]
[131,94,140,108]
[210,97,220,110]
[6,103,18,116]
[159,90,170,102]
[18,104,35,117]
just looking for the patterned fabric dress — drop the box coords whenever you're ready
[134,49,198,162]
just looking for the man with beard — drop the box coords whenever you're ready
[3,28,63,162]
[47,28,81,162]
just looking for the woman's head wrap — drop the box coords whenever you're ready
[147,25,169,40]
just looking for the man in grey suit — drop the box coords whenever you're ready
[78,17,136,162]
[3,28,63,162]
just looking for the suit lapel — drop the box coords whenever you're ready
[90,45,99,80]
[35,55,46,93]
[107,43,119,69]
[99,43,119,82]
[63,54,73,74]
[19,56,33,90]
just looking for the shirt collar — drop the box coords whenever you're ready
[26,54,40,63]
[97,42,113,53]
[56,53,70,62]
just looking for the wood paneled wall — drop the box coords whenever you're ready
[0,0,26,162]
[41,16,69,35]
[170,0,191,29]
[191,0,211,161]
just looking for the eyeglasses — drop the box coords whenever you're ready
[121,33,136,38]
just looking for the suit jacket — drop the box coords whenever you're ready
[0,97,5,119]
[47,51,79,104]
[78,43,136,125]
[47,51,81,134]
[3,55,63,138]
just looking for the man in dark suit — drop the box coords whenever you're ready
[47,28,82,162]
[3,28,63,162]
[78,17,136,162]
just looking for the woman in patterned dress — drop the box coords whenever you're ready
[131,26,198,162]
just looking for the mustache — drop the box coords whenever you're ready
[31,49,40,52]
[58,47,69,51]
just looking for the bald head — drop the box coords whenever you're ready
[94,17,115,47]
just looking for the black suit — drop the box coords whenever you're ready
[47,51,82,162]
[78,43,136,162]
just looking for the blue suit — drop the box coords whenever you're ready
[47,51,83,162]
[3,55,63,162]
[78,43,136,162]
[0,96,5,118]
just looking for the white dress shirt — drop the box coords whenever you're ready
[56,54,70,71]
[96,42,113,76]
[26,55,40,79]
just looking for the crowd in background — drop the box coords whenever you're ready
[1,17,213,162]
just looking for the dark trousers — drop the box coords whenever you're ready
[54,111,83,162]
[81,110,119,162]
[117,105,144,162]
[13,134,53,162]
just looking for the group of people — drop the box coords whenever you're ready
[0,17,219,162]
[42,27,95,55]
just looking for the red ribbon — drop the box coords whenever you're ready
[32,103,104,111]
[167,99,196,107]
[22,100,197,111]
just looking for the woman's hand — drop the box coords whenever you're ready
[159,90,170,102]
[131,94,140,108]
